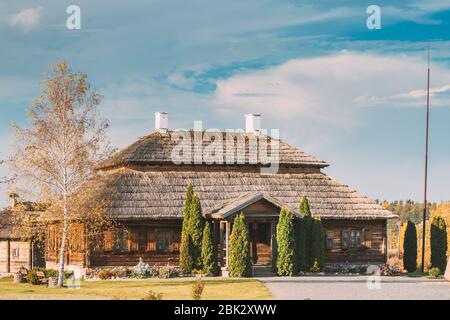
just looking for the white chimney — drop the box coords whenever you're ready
[155,112,169,132]
[9,193,19,208]
[245,113,261,134]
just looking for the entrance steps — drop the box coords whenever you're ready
[252,266,276,277]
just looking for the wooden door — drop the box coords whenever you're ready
[249,222,272,266]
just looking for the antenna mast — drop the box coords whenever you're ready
[421,43,430,273]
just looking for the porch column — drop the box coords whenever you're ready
[6,239,10,273]
[225,220,230,268]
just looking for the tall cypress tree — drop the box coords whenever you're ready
[180,184,194,273]
[310,218,325,271]
[189,195,204,269]
[179,232,193,273]
[430,216,447,272]
[403,220,417,273]
[201,222,217,276]
[298,196,313,269]
[228,213,251,277]
[295,219,307,272]
[182,184,194,233]
[276,208,296,276]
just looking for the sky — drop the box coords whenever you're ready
[0,0,449,207]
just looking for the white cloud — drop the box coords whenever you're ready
[8,7,42,31]
[212,52,450,141]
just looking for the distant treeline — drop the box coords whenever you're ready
[375,199,437,224]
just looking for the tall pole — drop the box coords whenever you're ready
[421,43,430,273]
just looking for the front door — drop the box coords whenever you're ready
[249,222,272,266]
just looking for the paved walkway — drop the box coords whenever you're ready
[260,276,450,300]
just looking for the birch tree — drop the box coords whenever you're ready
[11,61,114,287]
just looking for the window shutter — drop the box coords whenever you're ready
[364,229,372,249]
[104,231,113,251]
[360,228,365,249]
[148,229,156,252]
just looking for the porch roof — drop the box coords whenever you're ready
[208,192,302,219]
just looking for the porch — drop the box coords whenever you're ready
[210,192,300,276]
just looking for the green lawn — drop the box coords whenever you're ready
[0,276,272,300]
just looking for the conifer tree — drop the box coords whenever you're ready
[189,194,204,269]
[430,216,447,271]
[228,213,251,277]
[403,220,417,273]
[179,232,193,273]
[310,218,325,271]
[201,222,217,276]
[180,184,194,273]
[276,208,296,276]
[298,196,313,269]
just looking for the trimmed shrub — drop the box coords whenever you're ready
[228,213,252,277]
[26,269,40,285]
[428,267,441,279]
[191,278,205,300]
[310,218,325,271]
[98,269,114,280]
[180,232,194,274]
[298,196,313,270]
[276,208,296,276]
[132,257,151,278]
[403,220,417,273]
[189,195,205,269]
[295,218,308,272]
[180,184,195,273]
[430,216,447,271]
[201,222,217,276]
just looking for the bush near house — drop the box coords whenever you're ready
[310,218,325,271]
[190,195,205,269]
[276,208,296,276]
[201,222,217,276]
[403,220,417,272]
[430,216,447,271]
[297,196,314,271]
[295,218,307,272]
[228,213,252,277]
[180,184,195,273]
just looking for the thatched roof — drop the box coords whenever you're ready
[0,203,45,239]
[96,131,329,170]
[92,167,396,220]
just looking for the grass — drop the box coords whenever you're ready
[0,276,272,300]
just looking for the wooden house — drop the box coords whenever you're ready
[0,194,45,274]
[44,112,396,274]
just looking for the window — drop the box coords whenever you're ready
[12,247,19,257]
[114,230,128,253]
[148,229,156,252]
[350,229,362,250]
[157,229,171,253]
[171,231,181,252]
[104,231,113,251]
[341,230,349,250]
[326,231,334,250]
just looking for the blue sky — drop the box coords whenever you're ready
[1,0,449,207]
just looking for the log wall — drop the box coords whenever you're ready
[322,219,387,264]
